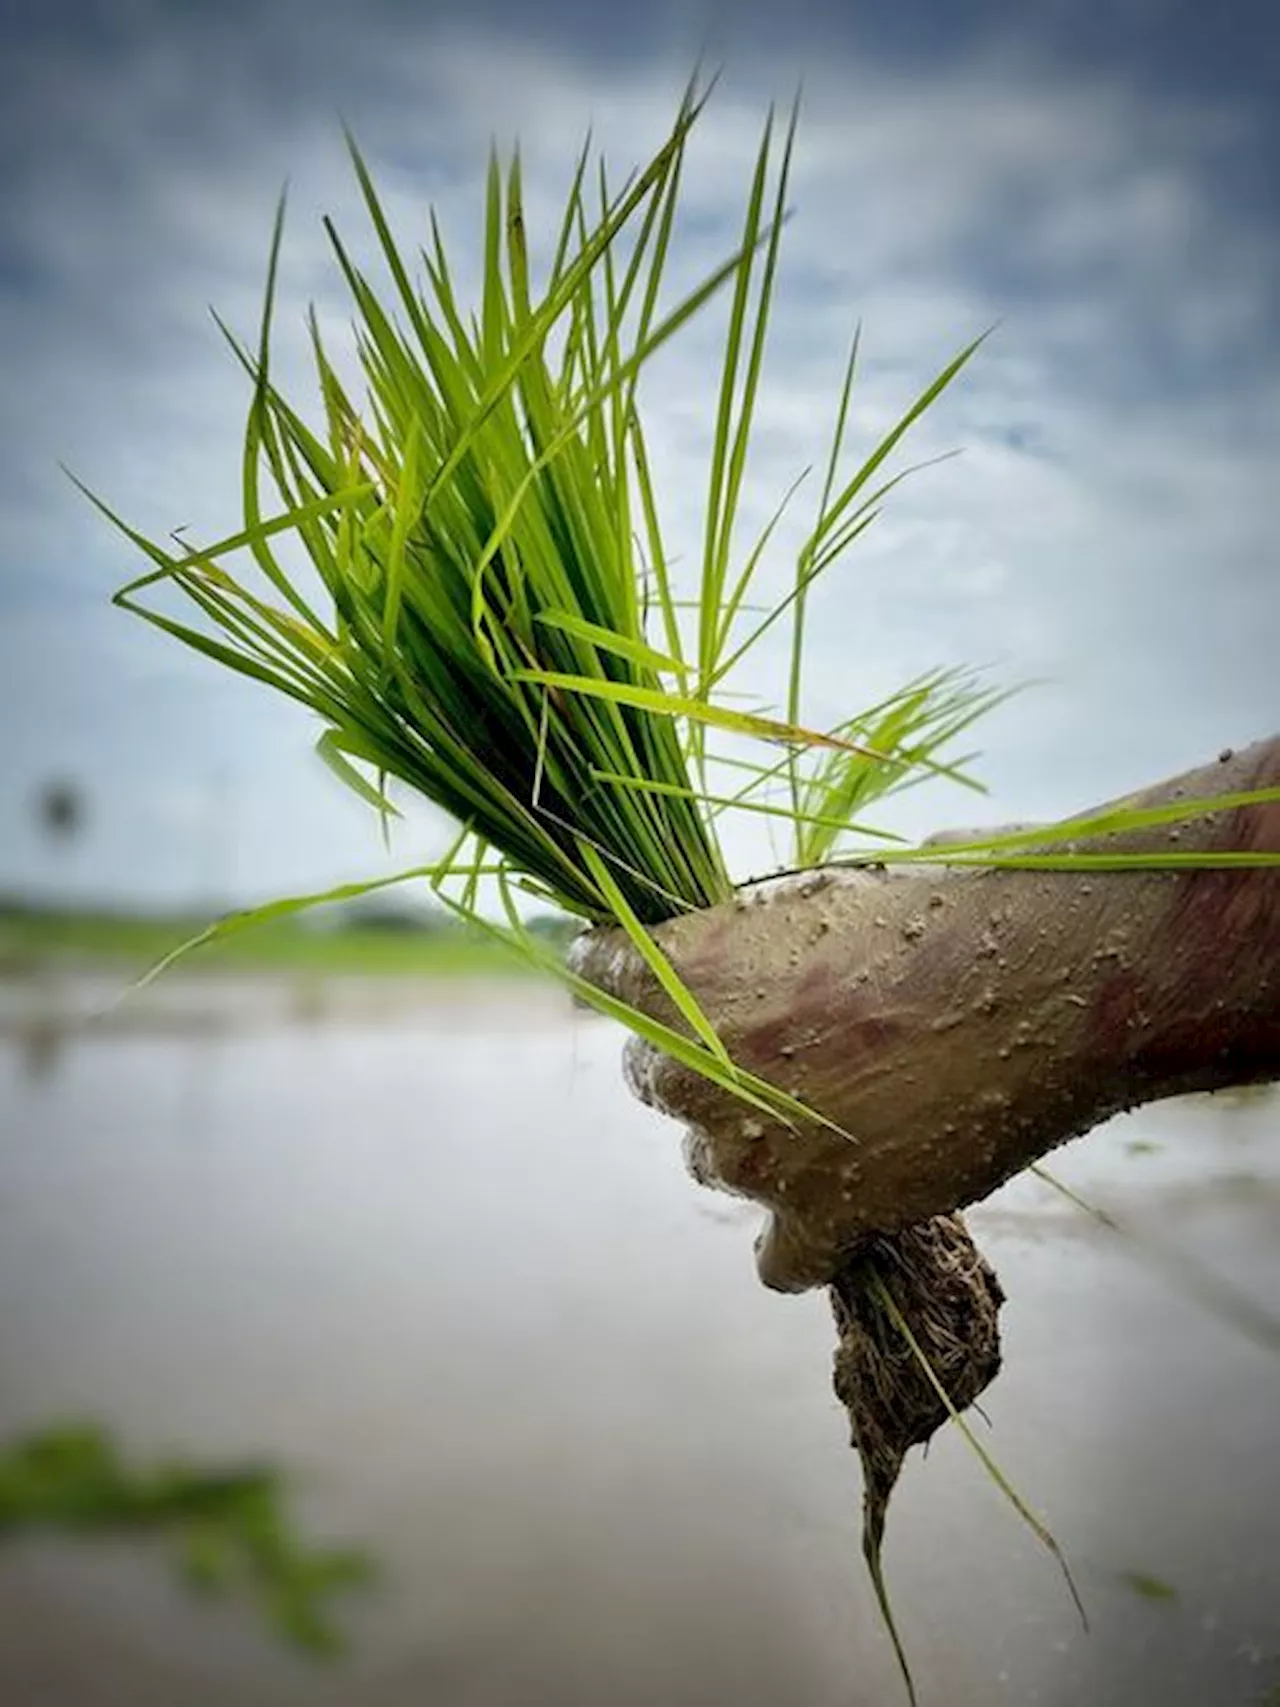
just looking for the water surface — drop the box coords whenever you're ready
[1,976,1277,1705]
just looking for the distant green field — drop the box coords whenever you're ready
[0,905,568,979]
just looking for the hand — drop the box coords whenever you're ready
[571,739,1280,1290]
[572,863,1069,1292]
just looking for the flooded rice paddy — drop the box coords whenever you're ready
[1,972,1277,1705]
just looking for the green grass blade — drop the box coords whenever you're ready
[106,862,496,1004]
[857,788,1280,867]
[239,195,332,635]
[710,98,799,677]
[577,841,730,1065]
[710,499,875,690]
[698,107,775,691]
[869,1268,1087,1629]
[510,669,887,754]
[535,609,689,678]
[589,770,907,841]
[1030,1166,1280,1356]
[862,849,1280,871]
[456,871,856,1137]
[813,333,989,556]
[316,729,403,818]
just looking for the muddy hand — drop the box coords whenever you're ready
[569,871,927,1293]
[570,827,1199,1294]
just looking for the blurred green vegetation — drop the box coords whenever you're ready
[0,898,578,978]
[1118,1570,1178,1603]
[0,1424,372,1654]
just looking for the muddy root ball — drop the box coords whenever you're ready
[830,1214,1005,1557]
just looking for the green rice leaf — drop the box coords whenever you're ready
[577,840,730,1065]
[589,769,907,841]
[534,609,690,677]
[1030,1165,1280,1356]
[316,730,403,818]
[711,505,877,691]
[110,863,496,1002]
[880,850,1280,871]
[509,670,885,753]
[113,595,321,708]
[869,1268,1087,1629]
[813,333,989,556]
[460,870,857,1138]
[840,787,1280,872]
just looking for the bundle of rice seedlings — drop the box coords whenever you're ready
[87,76,1279,1702]
[94,80,998,1115]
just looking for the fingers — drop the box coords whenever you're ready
[627,1034,850,1293]
[754,1211,844,1293]
[569,893,750,1019]
[566,924,645,1005]
[621,1032,708,1118]
[577,897,883,1295]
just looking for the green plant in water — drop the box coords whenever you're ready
[83,73,1280,1703]
[0,1424,372,1654]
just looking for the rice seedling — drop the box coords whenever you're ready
[87,72,1280,1703]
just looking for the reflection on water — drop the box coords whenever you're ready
[0,975,1277,1706]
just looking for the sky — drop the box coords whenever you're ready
[2,0,1277,910]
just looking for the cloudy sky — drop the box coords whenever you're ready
[2,0,1277,909]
